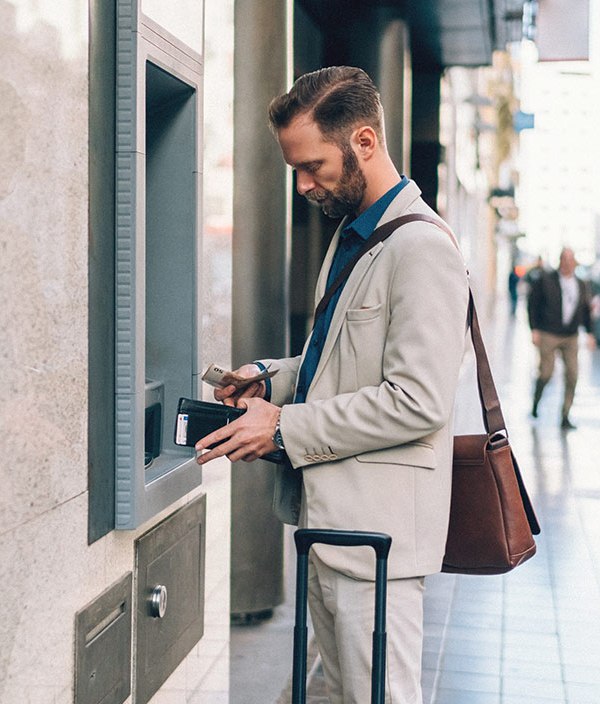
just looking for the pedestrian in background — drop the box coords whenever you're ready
[527,247,595,429]
[508,265,521,316]
[195,66,469,703]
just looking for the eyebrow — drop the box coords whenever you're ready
[293,160,322,172]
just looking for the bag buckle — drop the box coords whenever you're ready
[487,431,509,450]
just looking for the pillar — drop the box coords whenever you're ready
[231,0,292,616]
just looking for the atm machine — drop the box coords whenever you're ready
[114,9,203,530]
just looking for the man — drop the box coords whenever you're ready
[528,247,594,429]
[196,66,468,703]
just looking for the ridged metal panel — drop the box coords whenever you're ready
[114,0,140,528]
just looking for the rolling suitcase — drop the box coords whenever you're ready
[292,529,392,704]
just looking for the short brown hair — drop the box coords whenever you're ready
[268,66,384,145]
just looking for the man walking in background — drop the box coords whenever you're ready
[528,247,595,429]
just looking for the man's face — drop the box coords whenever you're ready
[277,114,367,218]
[559,249,576,276]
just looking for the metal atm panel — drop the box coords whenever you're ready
[135,493,206,704]
[74,574,132,704]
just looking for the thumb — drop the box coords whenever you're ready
[237,397,250,411]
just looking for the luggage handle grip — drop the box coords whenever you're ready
[294,529,392,561]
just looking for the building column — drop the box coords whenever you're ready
[377,18,412,176]
[231,0,292,615]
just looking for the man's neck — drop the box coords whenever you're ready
[357,156,401,213]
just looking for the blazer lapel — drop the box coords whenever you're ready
[304,179,425,395]
[312,182,421,307]
[308,240,385,393]
[295,217,347,368]
[314,221,344,303]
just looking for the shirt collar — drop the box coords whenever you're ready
[343,175,409,241]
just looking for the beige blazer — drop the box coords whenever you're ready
[262,180,469,580]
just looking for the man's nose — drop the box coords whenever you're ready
[296,171,315,196]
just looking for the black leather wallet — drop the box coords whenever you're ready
[173,397,285,464]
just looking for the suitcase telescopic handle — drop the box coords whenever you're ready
[292,529,392,704]
[294,528,392,559]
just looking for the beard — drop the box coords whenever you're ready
[306,146,367,219]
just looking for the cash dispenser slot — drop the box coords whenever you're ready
[143,61,197,484]
[144,378,163,467]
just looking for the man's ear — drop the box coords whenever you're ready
[352,126,377,160]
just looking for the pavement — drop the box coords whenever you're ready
[230,296,600,704]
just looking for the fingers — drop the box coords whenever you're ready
[235,382,263,400]
[194,419,258,465]
[214,384,237,403]
[194,423,233,461]
[195,437,260,465]
[214,381,264,406]
[194,405,277,465]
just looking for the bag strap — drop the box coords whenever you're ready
[413,216,507,437]
[421,220,507,437]
[313,211,506,437]
[314,213,439,321]
[466,290,506,436]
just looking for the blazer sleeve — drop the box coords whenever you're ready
[278,225,470,468]
[527,275,544,330]
[579,280,593,333]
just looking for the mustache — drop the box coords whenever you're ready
[306,189,328,203]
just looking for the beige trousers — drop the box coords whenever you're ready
[537,331,579,417]
[308,552,424,704]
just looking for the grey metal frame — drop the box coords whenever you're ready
[115,1,204,529]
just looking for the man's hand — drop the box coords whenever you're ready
[195,397,280,464]
[214,363,267,407]
[587,333,598,351]
[531,330,541,347]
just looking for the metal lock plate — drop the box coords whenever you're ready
[74,573,132,704]
[135,494,206,704]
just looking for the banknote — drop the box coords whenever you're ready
[201,362,278,390]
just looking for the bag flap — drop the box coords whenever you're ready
[453,434,487,464]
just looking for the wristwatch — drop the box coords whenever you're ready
[272,414,285,451]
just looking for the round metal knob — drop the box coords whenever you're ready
[150,585,168,618]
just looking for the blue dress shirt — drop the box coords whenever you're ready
[293,176,409,404]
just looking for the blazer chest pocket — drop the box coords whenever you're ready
[346,303,382,322]
[355,442,436,469]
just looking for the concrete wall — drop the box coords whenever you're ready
[0,1,233,702]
